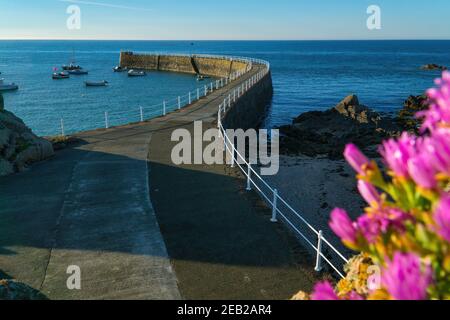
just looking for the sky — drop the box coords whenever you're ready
[0,0,450,40]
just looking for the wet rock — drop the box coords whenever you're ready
[420,64,447,71]
[0,93,54,176]
[397,94,428,132]
[279,94,401,159]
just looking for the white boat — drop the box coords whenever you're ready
[68,69,88,75]
[52,72,70,80]
[0,78,19,92]
[113,66,127,72]
[85,80,108,87]
[128,69,146,77]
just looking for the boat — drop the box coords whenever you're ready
[62,49,83,71]
[85,80,109,87]
[68,69,88,75]
[197,74,210,81]
[52,72,70,79]
[113,66,127,72]
[62,63,82,71]
[0,78,19,92]
[127,69,146,77]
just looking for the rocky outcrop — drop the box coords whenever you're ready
[420,64,447,71]
[397,94,428,132]
[278,95,401,159]
[0,279,48,300]
[0,93,54,176]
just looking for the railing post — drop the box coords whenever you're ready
[230,142,235,168]
[197,88,200,100]
[271,189,278,223]
[246,164,252,191]
[189,92,191,105]
[210,82,213,92]
[228,94,231,108]
[315,230,324,272]
[104,111,109,129]
[60,118,65,136]
[204,85,208,96]
[163,100,166,116]
[178,96,181,110]
[140,106,144,122]
[217,109,221,129]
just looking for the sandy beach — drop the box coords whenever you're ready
[265,155,367,263]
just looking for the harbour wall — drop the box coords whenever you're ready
[119,52,273,129]
[120,52,251,78]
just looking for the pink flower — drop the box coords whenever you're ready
[357,209,410,244]
[419,71,450,132]
[434,195,450,242]
[357,215,387,244]
[344,144,370,175]
[422,129,450,176]
[358,180,381,206]
[347,291,364,300]
[382,253,432,300]
[379,133,417,178]
[311,282,339,300]
[329,208,357,244]
[407,154,438,189]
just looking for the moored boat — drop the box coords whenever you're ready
[85,80,109,87]
[52,72,70,80]
[68,69,88,75]
[113,66,127,72]
[0,79,19,92]
[62,63,82,71]
[128,69,146,77]
[197,74,210,81]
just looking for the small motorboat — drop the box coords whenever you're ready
[52,72,70,80]
[113,66,127,72]
[62,63,82,71]
[68,69,88,75]
[128,69,146,77]
[85,80,109,87]
[197,74,210,81]
[0,78,19,92]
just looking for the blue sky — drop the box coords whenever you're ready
[1,0,449,40]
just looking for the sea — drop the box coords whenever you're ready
[0,40,449,136]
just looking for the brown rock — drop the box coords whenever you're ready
[0,95,54,176]
[279,95,401,159]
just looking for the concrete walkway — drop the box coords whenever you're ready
[0,65,317,299]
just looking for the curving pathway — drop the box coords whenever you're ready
[0,64,317,300]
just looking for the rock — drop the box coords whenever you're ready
[397,94,428,132]
[0,279,48,300]
[279,95,401,159]
[420,64,447,71]
[0,93,54,176]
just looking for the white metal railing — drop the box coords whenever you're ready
[56,52,348,278]
[216,59,349,279]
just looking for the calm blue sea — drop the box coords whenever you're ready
[1,40,449,136]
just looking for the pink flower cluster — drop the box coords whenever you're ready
[419,71,450,132]
[312,71,450,300]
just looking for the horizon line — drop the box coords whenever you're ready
[1,38,450,41]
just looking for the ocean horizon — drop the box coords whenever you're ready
[1,39,449,135]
